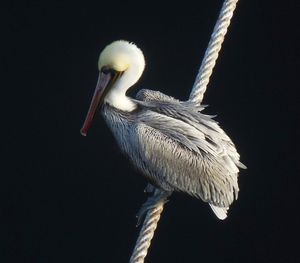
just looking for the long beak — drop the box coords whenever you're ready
[80,72,112,136]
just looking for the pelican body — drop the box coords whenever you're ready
[81,40,245,219]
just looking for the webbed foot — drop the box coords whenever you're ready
[136,187,171,227]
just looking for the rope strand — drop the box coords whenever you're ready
[129,202,164,263]
[189,0,239,104]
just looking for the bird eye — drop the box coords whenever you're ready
[101,66,114,75]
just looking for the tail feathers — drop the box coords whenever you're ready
[237,161,247,169]
[209,204,228,220]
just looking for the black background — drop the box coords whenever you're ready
[4,0,299,262]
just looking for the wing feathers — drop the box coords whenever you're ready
[131,89,245,215]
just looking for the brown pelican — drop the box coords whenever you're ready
[81,40,246,220]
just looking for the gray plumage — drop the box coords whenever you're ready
[102,89,246,216]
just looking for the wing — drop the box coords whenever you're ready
[130,109,241,209]
[133,89,245,218]
[135,90,246,171]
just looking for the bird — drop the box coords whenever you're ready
[80,40,246,220]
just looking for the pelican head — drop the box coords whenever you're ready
[80,40,145,136]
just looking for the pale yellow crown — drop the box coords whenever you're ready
[98,40,145,72]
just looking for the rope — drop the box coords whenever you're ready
[129,188,169,263]
[129,202,164,263]
[189,0,239,104]
[129,1,240,262]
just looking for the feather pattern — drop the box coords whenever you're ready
[102,89,246,218]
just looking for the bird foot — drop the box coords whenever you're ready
[136,188,171,227]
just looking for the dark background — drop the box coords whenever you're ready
[4,0,299,262]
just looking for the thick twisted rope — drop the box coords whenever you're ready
[189,0,239,104]
[129,202,164,263]
[129,1,239,262]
